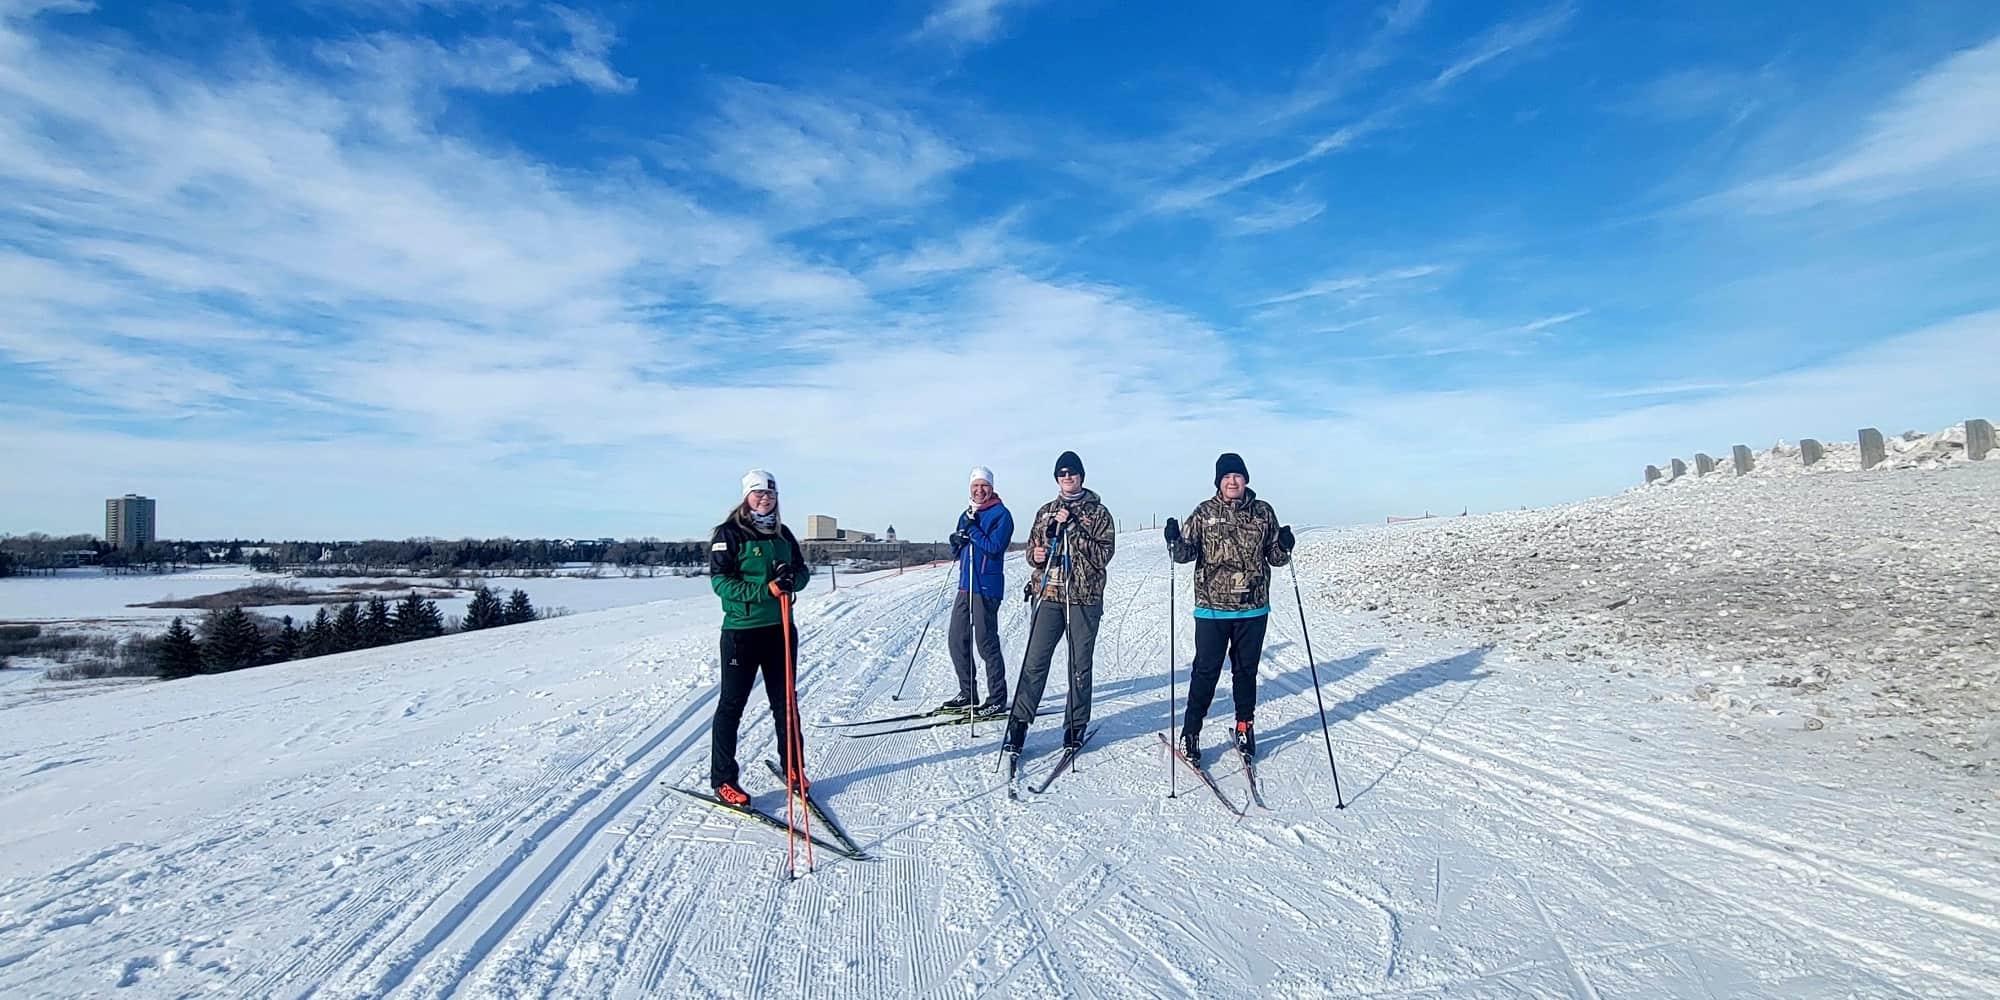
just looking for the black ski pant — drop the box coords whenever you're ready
[947,589,1006,706]
[710,623,802,788]
[1004,600,1102,749]
[1181,614,1269,739]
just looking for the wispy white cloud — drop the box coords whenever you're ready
[0,9,865,439]
[1593,380,1741,400]
[0,0,88,21]
[1731,33,2000,207]
[1140,5,1571,218]
[1629,66,1771,124]
[315,10,635,96]
[697,79,970,220]
[1256,264,1446,306]
[1145,111,1392,216]
[915,0,1034,47]
[866,210,1029,286]
[1426,4,1572,93]
[1509,308,1589,334]
[1228,195,1327,235]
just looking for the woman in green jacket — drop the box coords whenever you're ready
[708,468,812,805]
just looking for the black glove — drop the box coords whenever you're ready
[1163,517,1180,545]
[1277,525,1295,551]
[949,529,971,550]
[770,562,800,593]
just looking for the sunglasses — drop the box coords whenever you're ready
[1055,468,1080,477]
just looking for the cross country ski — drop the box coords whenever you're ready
[666,786,869,861]
[1031,726,1097,794]
[1158,732,1245,817]
[765,759,869,858]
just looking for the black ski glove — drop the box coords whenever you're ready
[1277,525,1295,551]
[949,529,971,550]
[770,562,800,593]
[1163,517,1180,545]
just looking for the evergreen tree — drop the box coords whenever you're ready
[362,595,392,647]
[333,601,364,652]
[200,606,262,672]
[301,606,335,658]
[156,617,203,679]
[393,592,444,641]
[504,589,536,625]
[463,585,504,631]
[270,615,300,663]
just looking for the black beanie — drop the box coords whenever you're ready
[1214,452,1248,487]
[1053,450,1085,481]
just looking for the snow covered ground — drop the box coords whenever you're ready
[1,506,1994,997]
[1314,455,2000,774]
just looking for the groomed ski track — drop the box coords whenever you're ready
[1,531,1995,998]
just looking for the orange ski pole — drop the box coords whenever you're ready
[775,583,814,873]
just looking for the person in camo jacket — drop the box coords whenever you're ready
[1166,452,1294,764]
[1001,450,1116,760]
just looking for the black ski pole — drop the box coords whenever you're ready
[1168,555,1178,799]
[891,560,957,701]
[1288,560,1345,808]
[967,541,980,738]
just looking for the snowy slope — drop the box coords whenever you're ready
[1,533,1995,998]
[1316,458,2000,772]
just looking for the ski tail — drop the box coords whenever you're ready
[1158,733,1245,817]
[764,759,868,858]
[1030,727,1098,794]
[667,787,867,860]
[1240,751,1269,811]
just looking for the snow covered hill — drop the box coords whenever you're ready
[2,518,1995,996]
[1314,457,2000,773]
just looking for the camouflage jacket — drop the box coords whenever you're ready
[1168,489,1289,611]
[1022,489,1116,606]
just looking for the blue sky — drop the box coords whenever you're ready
[3,0,1997,542]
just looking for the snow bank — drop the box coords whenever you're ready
[1305,458,2000,771]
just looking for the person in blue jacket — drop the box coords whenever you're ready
[942,465,1014,715]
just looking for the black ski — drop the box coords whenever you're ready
[811,705,966,729]
[1158,733,1244,817]
[835,707,1009,739]
[666,786,868,860]
[764,759,869,858]
[1239,751,1269,811]
[1030,727,1098,794]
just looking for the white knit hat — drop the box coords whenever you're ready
[969,465,995,487]
[741,468,777,499]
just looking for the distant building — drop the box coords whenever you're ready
[885,525,897,542]
[804,514,882,542]
[104,494,156,549]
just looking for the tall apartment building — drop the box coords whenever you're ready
[105,494,157,550]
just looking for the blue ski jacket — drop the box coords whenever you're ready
[954,502,1014,599]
